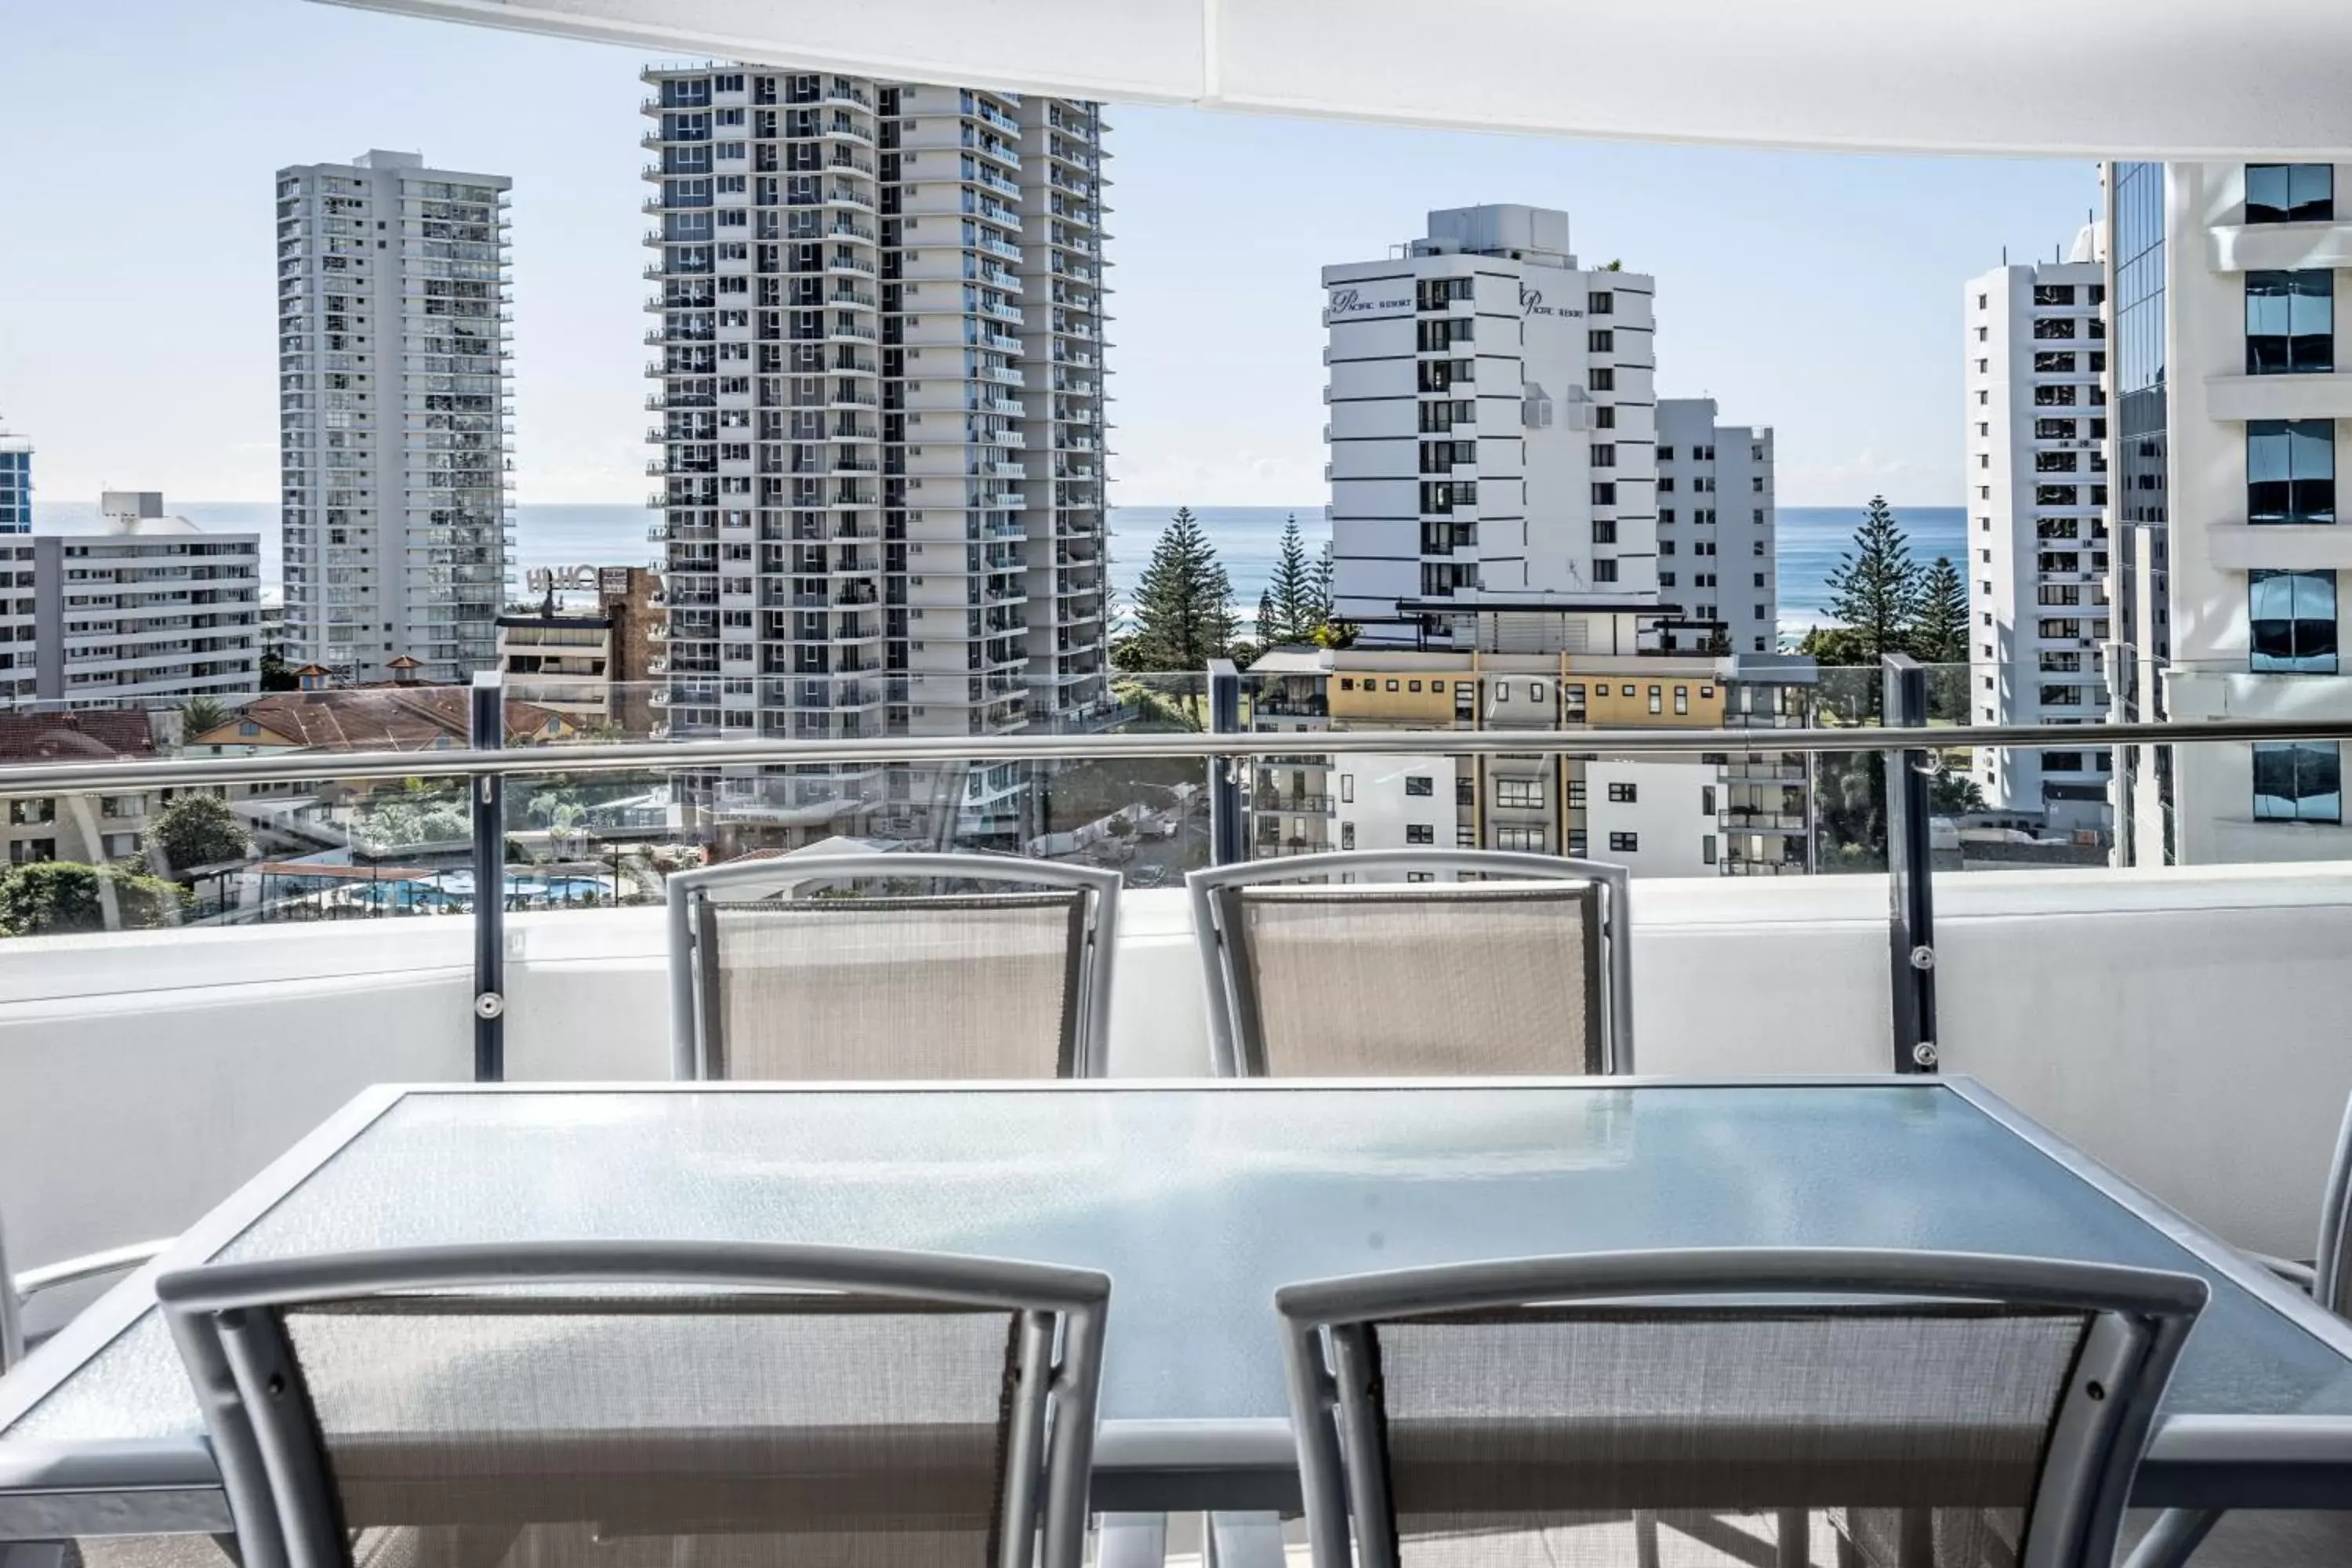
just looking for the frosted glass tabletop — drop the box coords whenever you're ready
[7,1078,2352,1522]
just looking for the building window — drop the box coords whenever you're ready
[1647,685,1662,714]
[2247,270,2335,374]
[2251,569,2339,673]
[1592,444,1616,467]
[1457,826,1479,848]
[1339,775,1353,803]
[1593,521,1617,544]
[1674,686,1689,716]
[1341,822,1356,850]
[1700,786,1716,815]
[1404,775,1433,797]
[1589,368,1614,392]
[2042,751,2085,772]
[1608,831,1639,853]
[1607,782,1638,803]
[2254,741,2342,822]
[1496,826,1545,852]
[1496,778,1544,809]
[1593,559,1618,582]
[1592,483,1617,506]
[9,798,54,826]
[1406,823,1435,845]
[1588,291,1613,314]
[1567,779,1587,806]
[2247,164,2334,225]
[1588,329,1613,353]
[1567,830,1588,855]
[2248,419,2336,524]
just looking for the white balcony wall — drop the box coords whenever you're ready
[6,867,2352,1338]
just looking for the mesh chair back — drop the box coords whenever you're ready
[160,1245,1109,1568]
[278,1294,1021,1567]
[1279,1252,2205,1568]
[698,890,1085,1080]
[1365,1303,2089,1568]
[1225,883,1602,1076]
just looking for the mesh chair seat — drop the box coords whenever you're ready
[1228,882,1604,1076]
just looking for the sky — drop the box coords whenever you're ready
[1,0,2103,510]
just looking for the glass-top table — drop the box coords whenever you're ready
[4,1076,2352,1537]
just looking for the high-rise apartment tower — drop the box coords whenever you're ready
[275,150,513,685]
[1962,226,2114,830]
[2108,161,2352,864]
[641,68,1110,847]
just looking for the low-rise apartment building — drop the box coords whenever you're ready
[1247,622,1816,876]
[0,493,261,706]
[496,566,662,732]
[0,710,162,866]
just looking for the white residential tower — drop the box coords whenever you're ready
[275,150,514,686]
[1963,227,2114,828]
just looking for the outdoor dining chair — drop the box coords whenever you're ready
[1278,1247,2206,1568]
[2122,1089,2352,1568]
[666,851,1122,1080]
[0,1209,171,1371]
[154,1240,1110,1568]
[1187,849,1632,1077]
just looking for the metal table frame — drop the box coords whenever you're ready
[5,1074,2352,1540]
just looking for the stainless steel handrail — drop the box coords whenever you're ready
[0,714,2335,797]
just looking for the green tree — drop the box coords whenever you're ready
[1909,555,1970,664]
[0,862,187,937]
[1255,587,1279,647]
[1123,506,1238,672]
[258,649,299,692]
[1305,541,1359,648]
[147,793,251,875]
[181,695,229,737]
[1822,495,1920,662]
[1265,515,1319,644]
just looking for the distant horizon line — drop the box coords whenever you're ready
[30,496,1969,511]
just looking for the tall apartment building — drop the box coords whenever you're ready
[641,67,1109,848]
[2108,162,2173,859]
[0,493,260,705]
[2109,160,2352,864]
[1656,399,1777,655]
[0,426,29,534]
[1325,205,1672,649]
[275,149,513,687]
[1248,629,1817,877]
[1962,228,2114,830]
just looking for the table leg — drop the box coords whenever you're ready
[1207,1512,1285,1568]
[1777,1508,1810,1568]
[2122,1509,2222,1568]
[1100,1513,1169,1568]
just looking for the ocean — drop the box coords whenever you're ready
[34,499,1965,641]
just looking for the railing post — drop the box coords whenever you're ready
[469,670,506,1082]
[1882,653,1937,1073]
[1207,658,1245,866]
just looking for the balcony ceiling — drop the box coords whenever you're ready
[314,0,2352,157]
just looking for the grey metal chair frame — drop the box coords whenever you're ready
[666,851,1123,1079]
[155,1240,1110,1568]
[0,1215,172,1370]
[2125,1091,2352,1568]
[1276,1247,2207,1568]
[1187,849,1634,1077]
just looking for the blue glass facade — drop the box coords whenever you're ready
[2113,162,2167,524]
[0,446,29,534]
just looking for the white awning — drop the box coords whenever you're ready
[317,0,2352,158]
